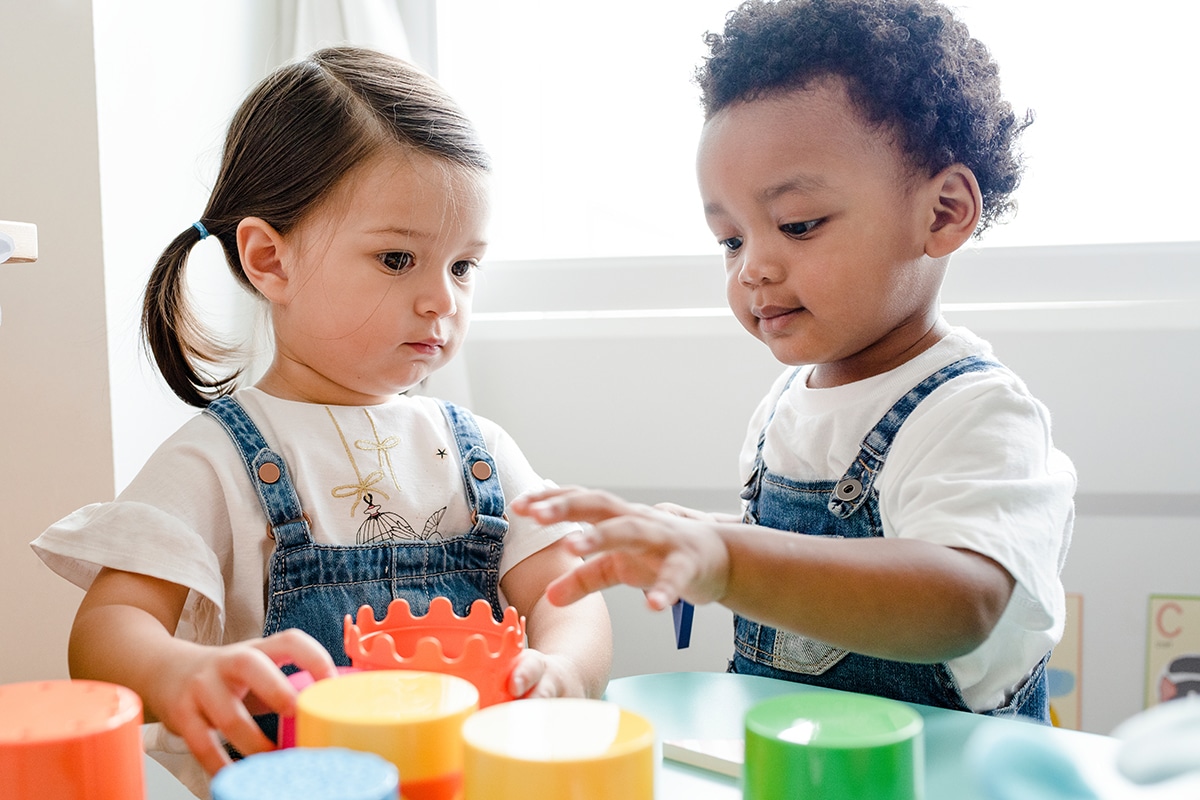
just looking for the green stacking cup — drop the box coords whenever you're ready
[744,692,924,800]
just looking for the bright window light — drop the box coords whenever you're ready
[437,1,1200,262]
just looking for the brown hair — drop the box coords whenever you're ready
[142,47,490,407]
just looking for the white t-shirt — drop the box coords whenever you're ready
[739,328,1075,712]
[31,388,576,797]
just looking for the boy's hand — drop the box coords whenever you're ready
[154,629,337,775]
[512,486,731,612]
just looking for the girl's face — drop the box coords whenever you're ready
[697,78,952,388]
[259,148,489,405]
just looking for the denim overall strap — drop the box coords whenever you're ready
[204,397,313,548]
[827,355,1001,520]
[741,367,805,514]
[732,355,1049,721]
[440,400,508,542]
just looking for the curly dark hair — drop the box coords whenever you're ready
[697,0,1032,234]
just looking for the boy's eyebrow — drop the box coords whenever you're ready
[761,173,829,201]
[703,173,831,216]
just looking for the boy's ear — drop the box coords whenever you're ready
[925,164,982,259]
[237,217,291,301]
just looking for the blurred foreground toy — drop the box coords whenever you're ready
[345,596,525,707]
[1114,694,1200,786]
[0,679,144,800]
[297,670,479,800]
[461,698,654,800]
[211,747,398,800]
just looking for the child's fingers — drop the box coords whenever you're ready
[516,487,647,525]
[259,628,339,683]
[507,650,546,698]
[175,706,233,776]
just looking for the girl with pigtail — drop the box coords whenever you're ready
[33,46,611,797]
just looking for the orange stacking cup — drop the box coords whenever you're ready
[461,698,655,800]
[345,597,525,708]
[0,679,145,800]
[296,670,479,800]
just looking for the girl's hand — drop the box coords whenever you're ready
[512,486,732,611]
[152,629,337,775]
[506,648,588,699]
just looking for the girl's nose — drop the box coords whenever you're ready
[416,269,458,317]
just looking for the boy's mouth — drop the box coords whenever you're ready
[753,305,804,333]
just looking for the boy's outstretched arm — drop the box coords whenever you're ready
[500,537,613,700]
[69,568,337,775]
[513,486,1015,664]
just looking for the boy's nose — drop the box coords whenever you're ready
[737,243,785,286]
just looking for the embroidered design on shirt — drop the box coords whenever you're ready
[436,448,448,459]
[357,494,448,544]
[354,410,401,491]
[327,407,390,517]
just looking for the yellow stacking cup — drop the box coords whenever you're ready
[461,698,655,800]
[296,670,478,800]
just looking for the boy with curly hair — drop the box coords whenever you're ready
[515,0,1074,721]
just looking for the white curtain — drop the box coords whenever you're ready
[277,0,413,64]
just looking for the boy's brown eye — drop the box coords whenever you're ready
[379,251,414,273]
[780,220,820,237]
[721,236,744,253]
[451,260,476,279]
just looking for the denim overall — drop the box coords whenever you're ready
[204,396,508,664]
[731,355,1050,722]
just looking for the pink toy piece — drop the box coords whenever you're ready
[344,596,526,707]
[277,666,360,748]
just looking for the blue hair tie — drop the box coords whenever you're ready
[192,221,210,240]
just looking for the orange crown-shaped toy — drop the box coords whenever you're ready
[344,596,526,707]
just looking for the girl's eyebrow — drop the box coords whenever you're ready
[364,226,487,249]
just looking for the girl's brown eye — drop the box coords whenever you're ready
[451,260,476,279]
[379,251,414,273]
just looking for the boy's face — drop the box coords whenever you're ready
[697,78,951,387]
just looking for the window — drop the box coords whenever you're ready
[436,0,1200,262]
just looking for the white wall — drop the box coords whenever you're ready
[0,0,276,684]
[0,0,110,684]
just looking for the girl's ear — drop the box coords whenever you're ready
[925,164,982,259]
[237,217,291,302]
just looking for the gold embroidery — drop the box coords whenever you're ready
[326,407,391,517]
[354,409,401,491]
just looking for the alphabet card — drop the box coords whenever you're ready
[1145,594,1200,708]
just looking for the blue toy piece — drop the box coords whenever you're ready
[673,600,694,649]
[210,747,399,800]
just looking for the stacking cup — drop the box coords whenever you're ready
[296,670,478,800]
[210,747,399,800]
[743,691,924,800]
[461,698,655,800]
[0,679,145,800]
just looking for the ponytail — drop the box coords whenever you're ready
[140,222,242,408]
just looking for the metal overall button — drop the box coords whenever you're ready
[834,478,863,501]
[257,462,282,484]
[471,460,493,481]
